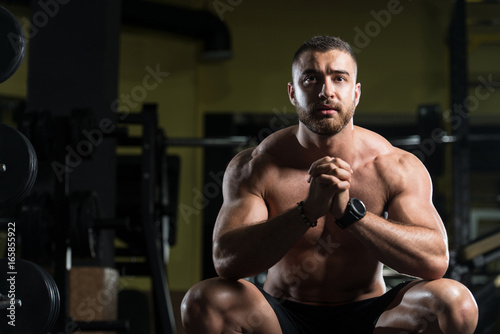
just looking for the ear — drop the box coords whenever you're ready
[354,82,361,107]
[288,82,296,106]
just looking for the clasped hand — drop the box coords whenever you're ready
[305,156,352,220]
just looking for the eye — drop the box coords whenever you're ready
[335,76,346,82]
[303,75,317,85]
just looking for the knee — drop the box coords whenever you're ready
[180,278,249,330]
[180,281,205,327]
[181,278,221,329]
[427,279,479,333]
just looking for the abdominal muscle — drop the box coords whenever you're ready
[262,227,387,306]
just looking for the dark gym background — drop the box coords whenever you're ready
[1,0,500,333]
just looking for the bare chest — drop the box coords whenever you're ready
[265,168,388,220]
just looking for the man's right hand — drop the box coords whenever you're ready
[305,156,352,221]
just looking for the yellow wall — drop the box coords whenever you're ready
[197,0,452,115]
[4,0,494,292]
[118,27,203,290]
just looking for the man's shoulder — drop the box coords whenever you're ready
[355,126,427,177]
[234,126,298,161]
[225,126,299,180]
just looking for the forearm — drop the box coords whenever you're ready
[213,205,310,280]
[348,212,449,279]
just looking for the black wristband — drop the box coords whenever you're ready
[297,201,317,228]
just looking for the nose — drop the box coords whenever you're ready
[319,80,334,99]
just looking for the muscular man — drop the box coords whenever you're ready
[181,36,479,333]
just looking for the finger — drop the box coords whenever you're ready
[330,168,352,182]
[328,157,353,173]
[309,162,352,181]
[312,175,351,189]
[308,156,336,174]
[326,167,352,181]
[309,159,340,175]
[309,157,352,175]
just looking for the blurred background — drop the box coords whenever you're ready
[0,0,499,333]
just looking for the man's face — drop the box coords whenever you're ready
[288,49,361,136]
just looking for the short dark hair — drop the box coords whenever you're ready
[291,36,358,80]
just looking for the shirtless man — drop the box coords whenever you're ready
[181,36,479,333]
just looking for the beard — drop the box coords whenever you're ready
[297,98,357,136]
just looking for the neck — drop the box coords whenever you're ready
[296,120,356,162]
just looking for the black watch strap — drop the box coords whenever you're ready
[335,198,366,229]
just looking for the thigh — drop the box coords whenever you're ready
[182,278,283,334]
[374,278,478,334]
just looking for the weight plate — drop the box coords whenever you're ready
[0,124,38,208]
[0,258,60,334]
[35,263,60,334]
[0,6,26,83]
[69,191,99,259]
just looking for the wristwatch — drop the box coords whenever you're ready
[335,198,366,229]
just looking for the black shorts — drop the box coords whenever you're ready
[257,281,411,334]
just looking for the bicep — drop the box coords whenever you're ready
[385,154,446,235]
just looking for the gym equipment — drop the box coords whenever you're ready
[447,227,500,282]
[116,105,177,334]
[447,229,500,334]
[0,7,60,329]
[165,136,250,147]
[0,124,38,208]
[0,124,59,334]
[1,3,34,208]
[69,191,100,259]
[17,192,55,265]
[0,258,60,334]
[0,6,26,83]
[14,105,182,333]
[474,281,500,334]
[18,110,56,161]
[69,190,131,259]
[462,229,500,265]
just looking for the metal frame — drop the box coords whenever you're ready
[449,0,472,263]
[141,106,176,334]
[118,105,176,334]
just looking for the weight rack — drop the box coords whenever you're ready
[2,103,180,333]
[114,104,177,334]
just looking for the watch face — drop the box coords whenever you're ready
[352,199,365,213]
[336,198,366,229]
